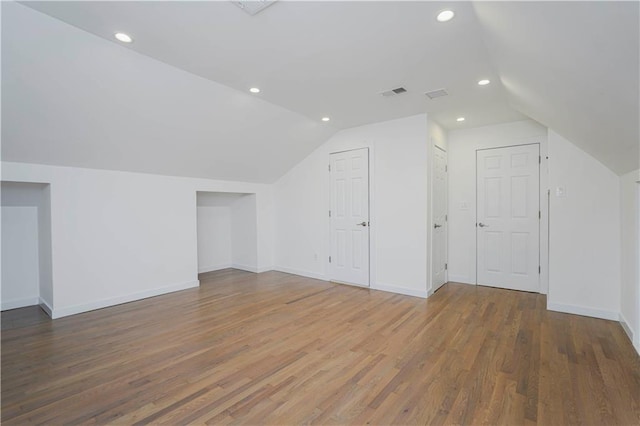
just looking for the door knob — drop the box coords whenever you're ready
[434,224,442,229]
[478,222,489,227]
[357,222,368,227]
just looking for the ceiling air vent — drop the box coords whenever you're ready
[425,88,448,99]
[232,0,277,16]
[380,87,408,97]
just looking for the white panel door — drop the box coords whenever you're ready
[330,148,370,287]
[432,146,448,292]
[477,144,539,292]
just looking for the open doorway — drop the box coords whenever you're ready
[1,182,53,316]
[196,192,258,276]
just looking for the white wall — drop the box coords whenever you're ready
[275,114,430,297]
[447,120,548,289]
[547,130,621,320]
[1,162,274,318]
[429,120,448,151]
[196,192,250,273]
[1,182,53,311]
[1,207,40,309]
[38,185,53,307]
[2,3,336,183]
[620,170,639,352]
[197,207,232,273]
[231,194,259,272]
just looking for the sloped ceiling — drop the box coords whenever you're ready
[473,1,639,174]
[17,1,524,131]
[2,2,337,183]
[2,1,638,181]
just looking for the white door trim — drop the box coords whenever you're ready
[475,142,542,293]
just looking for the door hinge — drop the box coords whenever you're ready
[445,263,448,270]
[328,164,331,172]
[445,214,448,222]
[539,210,541,219]
[329,256,332,263]
[445,165,448,172]
[329,210,331,217]
[539,155,541,164]
[538,265,541,274]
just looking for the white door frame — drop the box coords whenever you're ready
[474,142,547,293]
[328,147,372,288]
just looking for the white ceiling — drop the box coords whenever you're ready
[2,3,337,183]
[474,1,639,174]
[19,0,525,130]
[3,1,638,180]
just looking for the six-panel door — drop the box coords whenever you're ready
[433,146,448,292]
[329,148,370,287]
[476,144,540,292]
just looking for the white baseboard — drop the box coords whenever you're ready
[547,302,619,321]
[619,312,635,342]
[198,264,232,273]
[427,288,435,297]
[273,266,327,281]
[447,275,475,285]
[231,263,260,273]
[371,283,428,299]
[619,312,640,356]
[1,296,40,311]
[51,280,199,319]
[274,267,428,299]
[199,264,272,274]
[39,298,53,318]
[331,279,370,289]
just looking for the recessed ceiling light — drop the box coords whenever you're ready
[321,117,330,122]
[456,117,465,122]
[478,79,491,86]
[436,10,455,22]
[114,32,133,43]
[249,87,260,93]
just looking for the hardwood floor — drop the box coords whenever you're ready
[2,269,639,425]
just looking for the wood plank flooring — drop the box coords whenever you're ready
[2,269,639,425]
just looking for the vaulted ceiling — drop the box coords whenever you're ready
[2,1,638,181]
[474,1,639,175]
